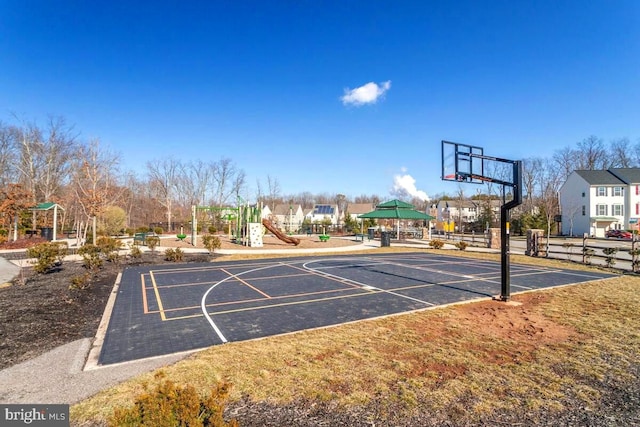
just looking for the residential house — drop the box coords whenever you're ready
[345,203,375,222]
[559,168,640,237]
[269,204,305,232]
[434,199,501,231]
[305,204,341,227]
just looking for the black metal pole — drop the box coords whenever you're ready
[500,203,511,301]
[498,160,522,302]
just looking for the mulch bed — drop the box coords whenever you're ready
[0,246,209,370]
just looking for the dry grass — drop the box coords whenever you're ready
[71,248,640,425]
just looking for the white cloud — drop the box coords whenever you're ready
[341,80,391,106]
[392,170,430,202]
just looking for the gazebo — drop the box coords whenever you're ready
[29,202,64,241]
[359,199,434,241]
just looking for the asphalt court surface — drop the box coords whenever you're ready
[99,252,616,365]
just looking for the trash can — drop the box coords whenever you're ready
[380,231,391,247]
[367,227,376,240]
[40,227,53,241]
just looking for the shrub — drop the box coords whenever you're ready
[96,236,123,265]
[629,248,640,273]
[602,247,618,268]
[129,244,142,259]
[153,227,164,235]
[146,236,160,252]
[108,372,238,427]
[208,225,217,234]
[454,241,468,251]
[78,244,103,271]
[429,239,445,249]
[69,273,91,290]
[165,247,184,262]
[26,242,68,274]
[135,226,150,233]
[202,234,221,254]
[583,248,595,265]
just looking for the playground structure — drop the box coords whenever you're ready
[262,218,301,245]
[190,203,301,247]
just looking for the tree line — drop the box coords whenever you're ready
[0,114,638,240]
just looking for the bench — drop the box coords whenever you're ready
[63,229,77,238]
[319,235,330,242]
[355,233,370,242]
[25,230,38,238]
[134,232,158,245]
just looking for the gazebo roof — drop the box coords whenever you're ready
[359,199,434,220]
[30,202,64,211]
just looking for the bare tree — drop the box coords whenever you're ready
[522,157,543,213]
[0,121,18,187]
[265,174,281,210]
[147,158,182,232]
[72,139,121,243]
[552,146,580,182]
[576,135,607,170]
[537,158,563,251]
[608,137,634,168]
[212,158,245,206]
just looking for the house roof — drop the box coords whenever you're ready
[311,204,336,215]
[272,204,300,215]
[574,170,626,185]
[346,203,375,214]
[609,168,640,184]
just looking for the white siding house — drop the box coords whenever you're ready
[269,204,305,232]
[559,168,640,237]
[305,204,341,226]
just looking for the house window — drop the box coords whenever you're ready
[636,185,639,195]
[613,186,623,197]
[582,192,585,197]
[582,206,586,216]
[612,204,624,216]
[596,204,607,216]
[597,187,607,197]
[636,203,639,215]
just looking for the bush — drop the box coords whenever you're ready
[129,244,142,259]
[153,227,164,235]
[602,247,618,268]
[78,244,103,271]
[429,239,445,249]
[202,235,221,254]
[165,247,184,262]
[69,273,91,290]
[454,241,468,251]
[26,242,68,274]
[208,225,217,234]
[108,372,238,427]
[96,236,123,256]
[146,236,160,251]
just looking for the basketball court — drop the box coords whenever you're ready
[98,252,615,366]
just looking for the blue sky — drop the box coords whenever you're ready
[2,1,639,202]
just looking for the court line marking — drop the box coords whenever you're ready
[302,258,435,306]
[141,274,149,314]
[222,267,272,299]
[149,270,167,321]
[201,262,291,343]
